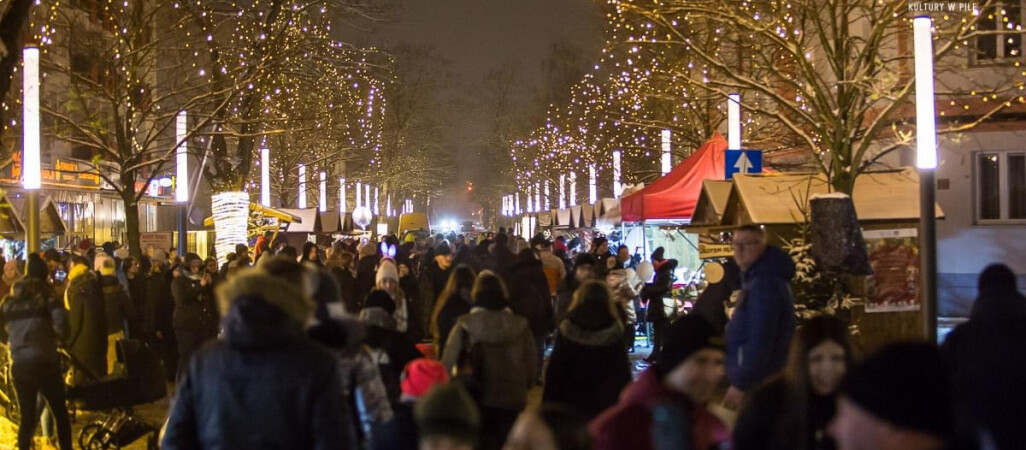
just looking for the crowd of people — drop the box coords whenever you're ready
[0,224,1021,450]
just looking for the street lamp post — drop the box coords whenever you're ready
[914,16,939,343]
[175,110,188,256]
[23,46,41,253]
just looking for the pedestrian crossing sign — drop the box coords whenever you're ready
[725,149,763,179]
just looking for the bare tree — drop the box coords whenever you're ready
[624,0,1024,193]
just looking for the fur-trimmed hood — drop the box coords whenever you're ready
[559,320,624,347]
[216,271,313,326]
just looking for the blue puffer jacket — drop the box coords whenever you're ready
[725,245,796,391]
[163,296,356,450]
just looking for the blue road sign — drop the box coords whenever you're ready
[725,149,763,179]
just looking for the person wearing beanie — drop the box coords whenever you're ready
[163,270,356,450]
[724,224,796,410]
[417,242,454,341]
[0,275,72,450]
[64,255,107,383]
[441,271,536,450]
[590,314,730,450]
[360,289,423,408]
[829,342,954,450]
[376,260,410,334]
[941,263,1026,450]
[372,359,449,450]
[415,383,480,450]
[544,280,632,420]
[555,253,598,326]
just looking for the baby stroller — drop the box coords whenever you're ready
[64,339,166,449]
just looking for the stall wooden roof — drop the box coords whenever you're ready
[281,208,322,233]
[319,211,341,233]
[8,196,67,236]
[721,168,944,226]
[0,194,25,237]
[689,180,734,229]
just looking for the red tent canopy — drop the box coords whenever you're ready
[620,134,727,222]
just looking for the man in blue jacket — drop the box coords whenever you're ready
[723,224,796,410]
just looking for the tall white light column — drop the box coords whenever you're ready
[544,181,551,210]
[914,16,938,343]
[298,164,307,208]
[260,147,271,206]
[373,187,379,215]
[319,171,327,212]
[589,164,597,204]
[534,182,541,213]
[613,150,623,197]
[569,172,577,206]
[340,178,347,212]
[355,182,362,208]
[661,129,672,175]
[365,185,372,213]
[728,93,742,149]
[558,174,566,209]
[23,46,41,252]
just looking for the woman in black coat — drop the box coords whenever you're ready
[508,249,555,381]
[543,280,631,420]
[429,265,476,357]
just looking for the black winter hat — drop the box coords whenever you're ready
[656,315,724,377]
[364,290,396,315]
[840,342,953,438]
[434,242,452,257]
[26,253,49,280]
[573,253,598,268]
[415,383,480,445]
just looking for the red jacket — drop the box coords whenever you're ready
[590,368,731,450]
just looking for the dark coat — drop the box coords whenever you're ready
[941,290,1026,450]
[0,279,69,364]
[725,246,796,391]
[330,266,360,314]
[543,320,631,419]
[66,269,107,379]
[692,261,741,335]
[590,368,731,450]
[642,265,675,323]
[417,260,451,339]
[732,377,837,450]
[508,259,555,335]
[364,324,423,407]
[489,245,516,285]
[355,256,380,304]
[370,401,417,450]
[171,275,218,336]
[144,269,173,338]
[434,290,472,357]
[163,296,356,450]
[100,274,135,336]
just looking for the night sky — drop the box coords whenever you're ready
[363,0,604,220]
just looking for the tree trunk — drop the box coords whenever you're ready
[122,189,144,261]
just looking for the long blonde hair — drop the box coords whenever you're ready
[430,264,476,342]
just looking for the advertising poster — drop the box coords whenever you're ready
[863,229,920,313]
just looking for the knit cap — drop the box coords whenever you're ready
[415,383,480,445]
[656,315,725,377]
[840,341,953,438]
[376,260,399,284]
[401,358,449,398]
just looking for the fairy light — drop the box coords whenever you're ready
[212,192,250,266]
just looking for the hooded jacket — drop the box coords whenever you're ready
[941,288,1026,450]
[163,272,355,450]
[543,319,631,419]
[0,278,69,364]
[441,308,537,411]
[590,368,731,450]
[726,245,796,391]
